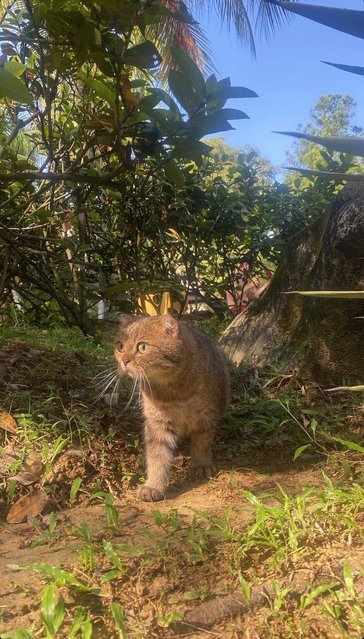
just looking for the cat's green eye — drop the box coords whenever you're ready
[137,341,149,354]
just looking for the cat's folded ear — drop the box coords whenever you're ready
[118,314,140,330]
[161,314,179,336]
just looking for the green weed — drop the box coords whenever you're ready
[41,583,66,638]
[110,602,127,638]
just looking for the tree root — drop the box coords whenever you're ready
[171,580,310,634]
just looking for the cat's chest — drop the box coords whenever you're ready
[142,394,206,434]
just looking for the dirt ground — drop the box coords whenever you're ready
[0,453,350,638]
[0,334,363,638]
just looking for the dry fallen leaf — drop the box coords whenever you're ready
[0,410,17,434]
[11,471,39,486]
[2,443,17,458]
[6,489,49,524]
[23,450,43,477]
[0,443,18,476]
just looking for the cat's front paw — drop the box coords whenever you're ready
[136,484,165,502]
[188,462,215,480]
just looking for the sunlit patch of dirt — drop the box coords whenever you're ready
[1,450,363,638]
[0,459,328,637]
[1,337,364,638]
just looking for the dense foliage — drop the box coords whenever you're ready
[285,94,364,191]
[0,0,351,333]
[274,1,364,182]
[0,0,257,332]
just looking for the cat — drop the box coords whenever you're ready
[114,314,230,501]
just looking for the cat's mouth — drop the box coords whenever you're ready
[116,361,134,377]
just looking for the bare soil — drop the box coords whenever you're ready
[0,336,363,638]
[1,458,326,636]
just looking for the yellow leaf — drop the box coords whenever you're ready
[7,489,49,524]
[0,410,17,434]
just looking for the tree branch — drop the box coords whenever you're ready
[0,170,124,187]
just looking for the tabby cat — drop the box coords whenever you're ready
[114,314,229,501]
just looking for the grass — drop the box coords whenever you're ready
[0,323,363,638]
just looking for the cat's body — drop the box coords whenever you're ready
[114,314,229,501]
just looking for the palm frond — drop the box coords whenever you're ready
[254,0,296,40]
[148,0,214,76]
[192,0,256,54]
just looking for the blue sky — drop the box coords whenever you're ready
[198,0,364,170]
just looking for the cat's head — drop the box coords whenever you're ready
[114,314,183,382]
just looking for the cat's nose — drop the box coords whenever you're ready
[122,354,131,367]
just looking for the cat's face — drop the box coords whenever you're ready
[114,315,183,382]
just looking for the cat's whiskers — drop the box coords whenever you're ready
[92,369,118,388]
[95,372,119,401]
[121,376,138,414]
[91,367,117,384]
[109,376,121,406]
[92,367,115,379]
[137,372,144,407]
[140,369,153,398]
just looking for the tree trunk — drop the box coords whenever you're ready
[220,183,364,383]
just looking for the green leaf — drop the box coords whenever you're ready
[333,438,364,452]
[238,574,251,604]
[170,46,205,97]
[164,160,185,186]
[10,563,93,591]
[188,112,235,136]
[293,444,312,460]
[4,59,26,77]
[138,94,161,111]
[300,581,338,610]
[0,68,32,104]
[171,139,212,161]
[310,419,318,436]
[70,477,82,502]
[129,79,148,88]
[143,3,195,25]
[327,385,364,393]
[92,0,120,10]
[168,69,201,115]
[267,2,364,40]
[205,80,257,112]
[95,57,114,77]
[275,131,364,157]
[1,630,35,639]
[205,74,218,95]
[124,41,162,69]
[41,583,65,637]
[81,619,93,639]
[284,167,364,182]
[103,283,132,298]
[84,78,115,107]
[140,107,180,135]
[70,608,88,638]
[216,108,249,120]
[147,87,180,115]
[101,569,123,583]
[209,85,258,101]
[322,61,364,77]
[283,290,364,298]
[343,562,356,598]
[110,602,126,639]
[103,541,123,570]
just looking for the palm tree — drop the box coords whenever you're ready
[150,0,295,72]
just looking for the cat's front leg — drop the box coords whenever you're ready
[188,426,216,480]
[136,422,177,502]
